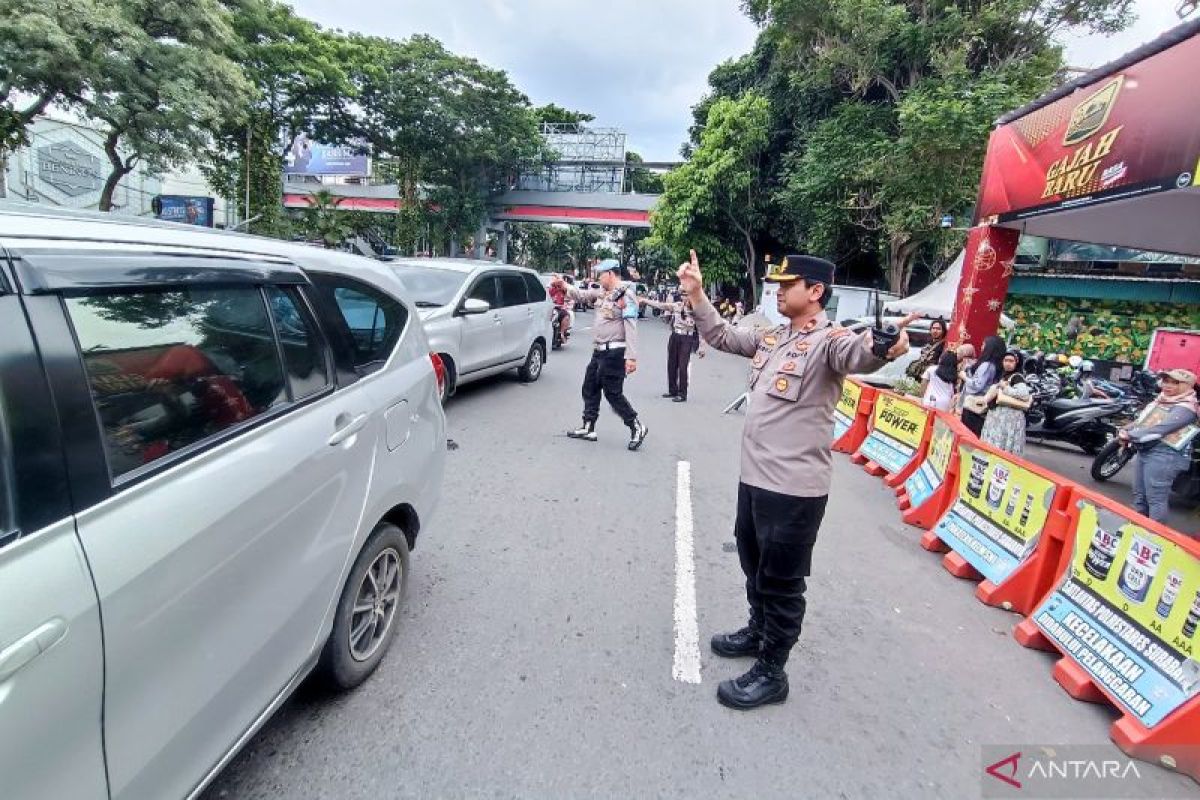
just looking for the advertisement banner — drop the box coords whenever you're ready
[933,442,1058,584]
[284,133,370,176]
[153,195,214,227]
[904,415,955,509]
[1032,500,1200,727]
[834,380,863,441]
[858,393,928,474]
[975,35,1200,224]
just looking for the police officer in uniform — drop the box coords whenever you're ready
[553,264,649,451]
[678,250,909,709]
[639,295,705,402]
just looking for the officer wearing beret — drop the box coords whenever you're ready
[677,250,909,709]
[553,263,649,451]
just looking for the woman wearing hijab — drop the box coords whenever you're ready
[920,351,958,412]
[959,335,1006,436]
[1119,369,1200,524]
[980,351,1033,456]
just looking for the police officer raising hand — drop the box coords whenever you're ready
[684,249,908,710]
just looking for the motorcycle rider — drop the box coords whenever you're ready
[1119,369,1199,524]
[548,275,572,345]
[1078,360,1111,400]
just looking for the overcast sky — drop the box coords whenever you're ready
[288,0,1192,161]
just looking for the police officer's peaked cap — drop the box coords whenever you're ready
[765,255,835,286]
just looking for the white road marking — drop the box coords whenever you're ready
[673,460,702,684]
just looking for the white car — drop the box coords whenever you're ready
[390,259,554,400]
[0,202,445,799]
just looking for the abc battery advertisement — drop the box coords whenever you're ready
[904,415,955,509]
[1033,500,1200,727]
[834,380,863,441]
[976,35,1200,224]
[858,393,927,474]
[933,443,1058,585]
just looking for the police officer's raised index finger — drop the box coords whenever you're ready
[689,249,699,269]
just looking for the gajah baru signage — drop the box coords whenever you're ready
[975,34,1200,223]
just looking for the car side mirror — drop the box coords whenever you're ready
[459,298,490,315]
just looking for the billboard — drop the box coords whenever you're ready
[283,133,370,177]
[975,34,1200,224]
[153,195,215,227]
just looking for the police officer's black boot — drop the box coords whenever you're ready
[567,421,597,441]
[709,625,760,658]
[716,651,788,710]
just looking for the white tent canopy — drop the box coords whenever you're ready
[883,251,1014,329]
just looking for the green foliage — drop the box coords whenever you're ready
[300,190,353,248]
[534,104,595,125]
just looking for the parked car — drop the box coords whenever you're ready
[390,258,553,400]
[0,203,446,800]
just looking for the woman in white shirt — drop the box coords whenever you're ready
[920,351,958,412]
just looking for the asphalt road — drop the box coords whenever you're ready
[203,314,1196,799]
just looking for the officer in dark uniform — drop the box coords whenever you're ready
[679,250,909,709]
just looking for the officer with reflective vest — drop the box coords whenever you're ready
[678,250,909,709]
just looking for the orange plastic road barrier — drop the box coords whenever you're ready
[896,412,973,531]
[832,379,875,454]
[850,390,933,481]
[921,437,1073,615]
[1014,486,1200,783]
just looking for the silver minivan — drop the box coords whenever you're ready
[0,205,446,799]
[389,258,553,399]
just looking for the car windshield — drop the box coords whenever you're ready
[392,266,467,307]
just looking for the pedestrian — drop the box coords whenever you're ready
[639,295,706,402]
[552,266,649,450]
[960,335,1006,437]
[980,353,1033,456]
[1119,369,1199,524]
[733,301,745,324]
[678,250,909,710]
[920,351,958,412]
[904,317,947,382]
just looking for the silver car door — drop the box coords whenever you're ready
[58,279,376,800]
[0,291,107,800]
[459,273,505,371]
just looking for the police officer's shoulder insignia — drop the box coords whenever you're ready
[775,377,789,392]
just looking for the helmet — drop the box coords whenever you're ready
[1081,360,1094,373]
[1068,355,1083,369]
[1058,354,1070,365]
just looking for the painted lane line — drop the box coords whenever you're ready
[673,460,702,684]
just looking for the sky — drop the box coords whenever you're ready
[288,0,1192,162]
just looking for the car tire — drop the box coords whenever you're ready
[438,354,456,402]
[518,341,545,383]
[316,522,410,691]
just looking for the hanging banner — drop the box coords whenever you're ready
[933,442,1058,584]
[1032,499,1200,728]
[857,393,929,474]
[904,415,955,509]
[834,380,863,442]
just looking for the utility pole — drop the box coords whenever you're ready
[244,125,252,232]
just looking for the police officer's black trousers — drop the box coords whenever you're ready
[666,332,694,398]
[581,349,638,426]
[734,483,828,665]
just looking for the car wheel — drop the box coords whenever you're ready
[438,355,456,402]
[316,522,409,691]
[518,342,544,382]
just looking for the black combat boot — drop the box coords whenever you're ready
[716,653,789,710]
[567,421,597,441]
[709,626,761,658]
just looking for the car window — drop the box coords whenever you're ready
[392,266,467,308]
[310,276,408,376]
[66,286,288,479]
[523,273,547,302]
[267,286,331,400]
[468,275,501,308]
[498,274,529,308]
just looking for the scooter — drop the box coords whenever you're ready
[1024,396,1130,454]
[551,306,571,350]
[1091,436,1200,505]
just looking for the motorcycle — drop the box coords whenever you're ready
[1091,437,1200,505]
[1024,396,1131,455]
[551,306,571,350]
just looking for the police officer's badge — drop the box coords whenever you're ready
[775,377,789,392]
[763,335,777,347]
[781,361,796,373]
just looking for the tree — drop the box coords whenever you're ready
[66,0,251,211]
[625,151,664,194]
[300,190,353,248]
[534,103,595,126]
[651,92,771,300]
[202,0,363,235]
[0,0,126,195]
